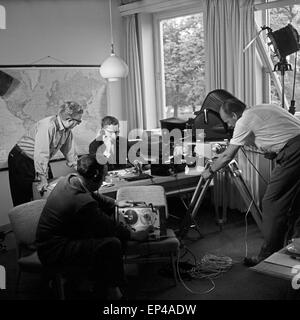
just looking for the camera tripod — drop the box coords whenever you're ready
[178,160,263,240]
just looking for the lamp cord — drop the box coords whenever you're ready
[109,0,115,54]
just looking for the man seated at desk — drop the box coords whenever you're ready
[36,154,151,300]
[89,116,132,171]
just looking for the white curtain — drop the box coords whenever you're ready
[204,0,256,104]
[204,0,260,211]
[123,14,144,132]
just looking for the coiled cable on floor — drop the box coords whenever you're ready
[190,254,233,278]
[176,246,233,295]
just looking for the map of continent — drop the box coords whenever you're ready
[0,67,107,169]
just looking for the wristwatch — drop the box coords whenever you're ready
[208,166,215,175]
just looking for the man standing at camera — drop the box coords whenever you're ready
[201,99,300,266]
[8,101,83,206]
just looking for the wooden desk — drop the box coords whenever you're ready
[33,170,201,200]
[98,171,200,198]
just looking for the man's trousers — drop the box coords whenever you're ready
[260,134,300,257]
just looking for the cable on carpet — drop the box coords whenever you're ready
[176,245,233,295]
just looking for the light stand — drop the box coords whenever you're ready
[245,24,299,113]
[267,23,300,113]
[273,57,292,109]
[289,52,298,115]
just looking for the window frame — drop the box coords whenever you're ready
[153,6,204,121]
[255,0,300,116]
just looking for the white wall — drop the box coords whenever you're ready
[0,0,125,226]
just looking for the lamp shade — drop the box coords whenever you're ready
[100,53,129,81]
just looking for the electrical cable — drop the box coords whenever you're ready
[176,247,216,295]
[240,147,268,185]
[244,200,254,259]
[175,244,233,295]
[108,0,114,53]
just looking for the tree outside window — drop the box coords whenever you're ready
[161,13,205,120]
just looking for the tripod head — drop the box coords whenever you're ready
[273,58,292,73]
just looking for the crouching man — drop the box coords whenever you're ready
[36,154,150,299]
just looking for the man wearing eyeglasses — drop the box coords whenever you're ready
[8,101,83,206]
[89,116,130,171]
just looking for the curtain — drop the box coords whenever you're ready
[204,0,260,211]
[123,14,144,132]
[204,0,256,104]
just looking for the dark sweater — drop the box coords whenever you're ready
[36,174,131,265]
[89,136,133,171]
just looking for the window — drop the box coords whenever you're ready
[256,1,300,112]
[154,10,205,120]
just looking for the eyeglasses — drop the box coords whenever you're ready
[68,118,82,125]
[104,128,119,135]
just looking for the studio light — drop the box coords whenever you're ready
[244,23,300,113]
[266,24,300,113]
[267,24,300,60]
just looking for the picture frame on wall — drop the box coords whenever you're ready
[0,65,107,170]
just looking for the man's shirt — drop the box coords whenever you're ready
[230,104,300,153]
[17,115,77,177]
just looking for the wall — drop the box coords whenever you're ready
[0,0,125,226]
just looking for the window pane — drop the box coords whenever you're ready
[161,13,205,120]
[268,5,300,111]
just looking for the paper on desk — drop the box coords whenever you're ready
[264,252,300,268]
[185,166,205,176]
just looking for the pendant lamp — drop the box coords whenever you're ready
[100,0,129,81]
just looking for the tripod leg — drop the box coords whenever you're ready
[177,173,210,240]
[221,170,228,225]
[190,218,204,238]
[213,173,219,217]
[212,176,224,231]
[190,178,211,219]
[227,162,263,232]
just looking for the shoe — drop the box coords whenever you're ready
[243,256,264,267]
[106,286,123,300]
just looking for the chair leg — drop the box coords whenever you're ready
[170,254,178,286]
[54,274,65,300]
